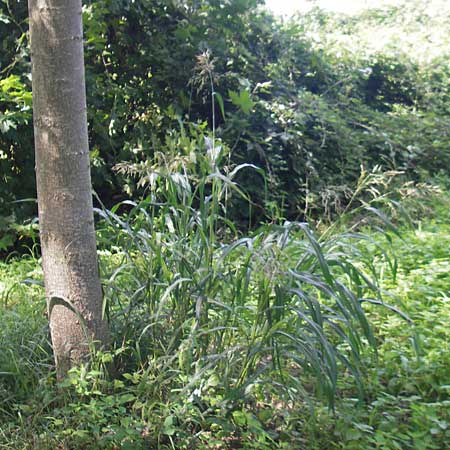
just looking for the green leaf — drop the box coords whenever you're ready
[163,415,176,436]
[232,410,247,427]
[213,91,226,121]
[228,89,255,115]
[0,13,10,24]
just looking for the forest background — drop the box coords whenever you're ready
[1,0,448,243]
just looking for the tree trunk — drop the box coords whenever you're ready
[28,0,109,377]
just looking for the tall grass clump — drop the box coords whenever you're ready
[0,258,52,425]
[96,120,401,417]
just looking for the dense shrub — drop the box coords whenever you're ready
[0,0,449,247]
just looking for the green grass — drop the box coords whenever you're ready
[0,187,449,449]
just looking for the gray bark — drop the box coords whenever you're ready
[28,0,109,376]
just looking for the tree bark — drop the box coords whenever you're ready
[28,0,109,377]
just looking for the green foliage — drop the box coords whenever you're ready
[97,130,397,411]
[324,213,450,450]
[1,1,449,446]
[1,0,449,246]
[1,187,449,448]
[0,0,34,231]
[0,256,49,419]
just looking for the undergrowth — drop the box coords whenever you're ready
[1,147,448,448]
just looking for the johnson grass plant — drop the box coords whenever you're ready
[0,130,448,447]
[100,126,401,402]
